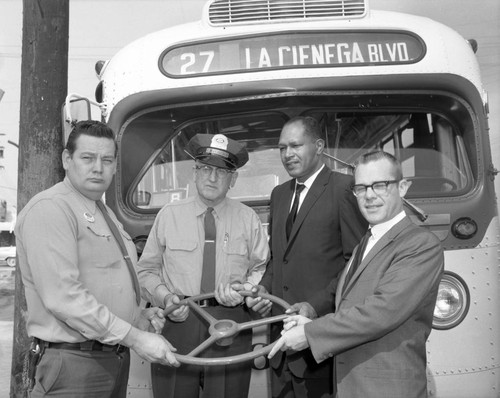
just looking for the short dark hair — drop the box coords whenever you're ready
[354,150,403,180]
[283,116,322,140]
[65,120,117,156]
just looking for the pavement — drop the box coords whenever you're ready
[0,267,15,398]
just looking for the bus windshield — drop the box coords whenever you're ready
[128,109,471,210]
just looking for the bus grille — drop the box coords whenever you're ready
[207,0,367,25]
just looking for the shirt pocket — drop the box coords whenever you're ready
[166,239,199,275]
[86,225,122,268]
[223,237,249,279]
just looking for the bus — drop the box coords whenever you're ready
[62,0,499,396]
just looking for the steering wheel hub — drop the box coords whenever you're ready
[210,319,239,346]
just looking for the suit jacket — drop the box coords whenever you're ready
[260,166,367,378]
[305,216,444,398]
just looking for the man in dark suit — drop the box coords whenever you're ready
[247,116,367,398]
[269,151,444,398]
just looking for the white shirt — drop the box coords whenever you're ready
[290,164,325,212]
[363,211,406,259]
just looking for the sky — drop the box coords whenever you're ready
[0,0,499,210]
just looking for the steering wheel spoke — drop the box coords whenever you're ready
[187,300,218,324]
[238,314,290,332]
[187,334,219,357]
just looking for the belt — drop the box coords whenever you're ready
[37,339,128,353]
[184,297,219,308]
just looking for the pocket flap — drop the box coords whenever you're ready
[167,239,198,252]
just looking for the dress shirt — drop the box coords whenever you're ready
[137,195,270,307]
[15,177,140,345]
[289,164,325,212]
[363,211,406,259]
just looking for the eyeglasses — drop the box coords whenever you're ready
[351,180,400,197]
[194,165,234,178]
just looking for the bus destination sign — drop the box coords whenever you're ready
[160,31,425,77]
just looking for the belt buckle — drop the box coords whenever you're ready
[198,299,209,308]
[80,341,94,351]
[102,344,115,352]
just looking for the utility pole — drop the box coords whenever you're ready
[11,1,69,396]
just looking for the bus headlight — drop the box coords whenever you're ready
[433,272,469,330]
[451,217,477,239]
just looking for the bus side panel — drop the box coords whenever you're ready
[426,217,500,397]
[127,352,153,398]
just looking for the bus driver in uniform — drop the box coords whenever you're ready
[137,133,270,398]
[15,121,179,398]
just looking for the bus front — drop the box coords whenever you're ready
[87,1,499,396]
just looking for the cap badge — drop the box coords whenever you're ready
[211,134,229,151]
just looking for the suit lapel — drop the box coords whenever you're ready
[284,167,330,255]
[336,255,353,308]
[290,167,330,237]
[341,217,412,298]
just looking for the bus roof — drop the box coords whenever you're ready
[98,7,485,117]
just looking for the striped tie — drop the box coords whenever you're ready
[344,229,372,288]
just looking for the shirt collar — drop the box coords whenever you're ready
[298,164,325,190]
[63,176,99,212]
[194,195,227,217]
[370,211,406,241]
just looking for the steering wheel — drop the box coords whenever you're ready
[162,290,291,366]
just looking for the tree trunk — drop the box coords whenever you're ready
[11,1,69,396]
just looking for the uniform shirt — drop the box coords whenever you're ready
[137,195,270,307]
[15,177,140,345]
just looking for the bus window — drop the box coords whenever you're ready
[128,112,290,210]
[128,109,471,211]
[308,110,471,197]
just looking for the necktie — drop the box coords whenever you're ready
[200,207,216,294]
[286,182,305,239]
[96,201,141,305]
[344,229,372,288]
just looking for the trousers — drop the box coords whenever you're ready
[152,305,252,398]
[30,347,130,397]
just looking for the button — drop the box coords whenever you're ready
[328,353,333,357]
[284,260,288,264]
[283,286,289,291]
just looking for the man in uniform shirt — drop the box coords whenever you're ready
[137,133,270,398]
[15,121,179,398]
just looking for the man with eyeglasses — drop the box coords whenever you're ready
[137,133,269,398]
[269,150,444,398]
